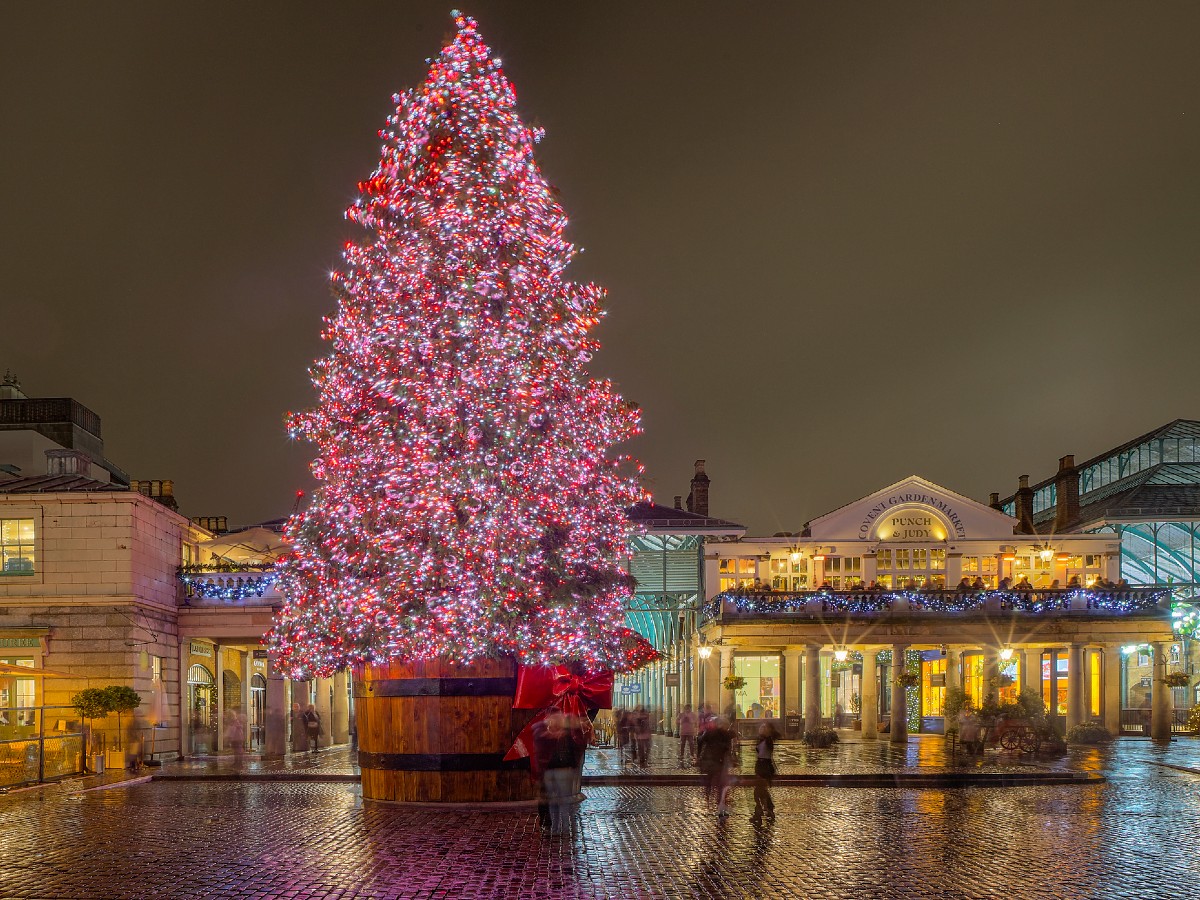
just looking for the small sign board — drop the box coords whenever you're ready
[252,649,269,660]
[664,673,680,688]
[929,673,946,687]
[619,683,642,695]
[189,642,213,658]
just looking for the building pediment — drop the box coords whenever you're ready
[807,475,1019,543]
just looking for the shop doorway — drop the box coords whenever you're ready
[187,664,215,754]
[250,674,266,750]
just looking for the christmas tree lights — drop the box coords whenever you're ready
[269,13,649,678]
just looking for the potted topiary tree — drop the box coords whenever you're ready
[72,687,112,774]
[102,686,142,771]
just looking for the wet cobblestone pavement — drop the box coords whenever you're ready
[1,739,1197,899]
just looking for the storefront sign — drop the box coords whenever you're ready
[618,683,642,695]
[189,642,213,658]
[252,649,268,659]
[859,493,967,540]
[929,673,946,687]
[664,673,680,688]
[0,637,40,649]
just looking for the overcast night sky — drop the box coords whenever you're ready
[2,2,1198,533]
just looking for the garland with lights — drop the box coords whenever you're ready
[182,573,278,603]
[268,13,651,678]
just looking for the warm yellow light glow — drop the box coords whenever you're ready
[790,552,801,563]
[1000,647,1014,661]
[697,645,713,660]
[834,648,848,663]
[813,554,826,562]
[1040,548,1054,561]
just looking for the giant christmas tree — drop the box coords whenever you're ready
[269,13,651,680]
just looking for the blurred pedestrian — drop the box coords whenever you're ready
[302,703,322,753]
[224,710,245,766]
[750,721,779,825]
[678,704,698,767]
[538,711,586,836]
[697,715,735,817]
[616,709,631,763]
[633,705,652,768]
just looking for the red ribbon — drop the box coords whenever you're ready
[504,665,613,769]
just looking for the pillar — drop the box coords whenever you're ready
[264,654,287,758]
[332,671,350,744]
[861,649,878,740]
[290,680,311,753]
[178,637,190,757]
[1018,649,1033,696]
[1102,645,1122,737]
[804,644,822,734]
[783,649,802,719]
[242,652,252,750]
[214,643,224,753]
[1066,643,1086,730]
[945,648,961,692]
[718,646,734,719]
[1150,641,1173,742]
[890,644,908,743]
[315,676,333,748]
[690,643,703,713]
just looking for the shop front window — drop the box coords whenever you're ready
[1089,650,1102,718]
[963,654,984,708]
[997,657,1020,703]
[1042,652,1069,716]
[733,655,781,719]
[921,658,946,716]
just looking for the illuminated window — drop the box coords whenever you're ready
[921,658,946,716]
[930,549,946,571]
[963,654,984,708]
[732,655,781,719]
[961,557,979,573]
[1089,650,1101,718]
[895,550,910,570]
[877,550,892,569]
[0,519,35,575]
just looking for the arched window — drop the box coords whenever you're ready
[187,664,214,685]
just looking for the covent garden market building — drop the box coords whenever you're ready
[617,471,1193,744]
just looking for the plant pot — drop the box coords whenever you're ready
[106,748,126,771]
[91,752,106,775]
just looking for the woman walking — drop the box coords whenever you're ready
[750,721,779,825]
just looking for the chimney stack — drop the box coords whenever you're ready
[1013,475,1035,534]
[988,492,1002,510]
[1054,454,1080,532]
[688,459,710,517]
[673,495,682,510]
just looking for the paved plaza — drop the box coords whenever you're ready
[1,738,1198,899]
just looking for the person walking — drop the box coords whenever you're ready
[633,705,652,768]
[697,715,735,817]
[301,703,322,753]
[750,721,779,825]
[677,704,698,768]
[538,711,586,836]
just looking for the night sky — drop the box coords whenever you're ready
[3,2,1198,533]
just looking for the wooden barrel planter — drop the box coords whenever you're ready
[354,656,538,804]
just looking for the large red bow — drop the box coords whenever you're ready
[503,665,613,769]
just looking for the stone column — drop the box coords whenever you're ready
[945,648,961,692]
[291,680,311,753]
[1066,643,1086,730]
[214,643,224,753]
[315,676,333,748]
[804,644,822,734]
[332,671,350,744]
[718,646,734,719]
[1150,641,1173,742]
[178,637,190,758]
[783,649,802,719]
[1018,649,1034,696]
[264,654,287,758]
[693,647,706,712]
[1102,645,1122,738]
[861,648,878,740]
[890,644,909,743]
[242,652,252,751]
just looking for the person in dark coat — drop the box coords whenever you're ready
[537,711,586,836]
[750,721,780,825]
[697,716,735,817]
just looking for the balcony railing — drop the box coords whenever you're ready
[700,587,1171,623]
[177,563,280,607]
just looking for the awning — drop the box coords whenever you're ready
[0,662,78,678]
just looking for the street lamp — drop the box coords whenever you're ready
[834,648,849,663]
[999,647,1014,662]
[697,637,713,660]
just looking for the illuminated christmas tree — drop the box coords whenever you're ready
[270,13,651,679]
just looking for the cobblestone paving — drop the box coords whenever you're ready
[0,739,1197,899]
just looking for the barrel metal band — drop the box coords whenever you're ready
[355,677,517,698]
[357,751,531,772]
